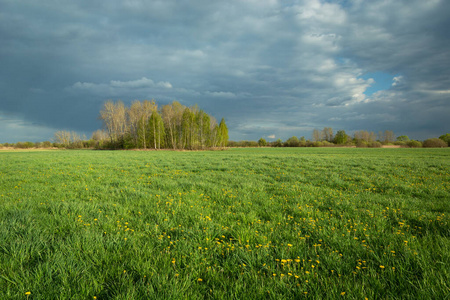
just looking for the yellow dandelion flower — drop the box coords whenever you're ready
[341,292,346,295]
[198,278,203,282]
[25,292,31,295]
[380,265,385,269]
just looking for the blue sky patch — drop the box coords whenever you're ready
[361,72,393,96]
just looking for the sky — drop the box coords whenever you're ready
[1,0,449,143]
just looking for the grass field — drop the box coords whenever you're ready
[1,148,449,299]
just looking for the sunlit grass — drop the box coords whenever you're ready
[1,148,449,298]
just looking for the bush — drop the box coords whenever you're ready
[407,140,422,148]
[356,141,368,148]
[321,141,335,147]
[42,141,52,148]
[14,141,35,149]
[369,141,382,148]
[423,138,448,148]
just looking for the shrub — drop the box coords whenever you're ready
[423,138,448,148]
[42,141,52,148]
[356,141,368,148]
[369,141,382,148]
[14,141,35,149]
[321,141,335,147]
[407,140,422,148]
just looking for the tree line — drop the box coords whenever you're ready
[229,128,449,148]
[95,100,228,150]
[3,112,449,149]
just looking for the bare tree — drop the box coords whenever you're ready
[127,100,143,146]
[139,100,157,149]
[91,130,108,141]
[209,117,219,147]
[322,127,333,142]
[384,130,395,143]
[312,129,323,142]
[161,101,185,149]
[54,130,71,147]
[99,100,127,143]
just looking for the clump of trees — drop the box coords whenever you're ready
[54,131,86,148]
[97,100,228,150]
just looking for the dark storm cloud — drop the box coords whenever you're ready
[0,0,449,143]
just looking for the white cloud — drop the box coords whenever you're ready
[392,76,403,86]
[110,77,155,88]
[70,77,173,95]
[204,91,236,98]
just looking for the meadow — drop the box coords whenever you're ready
[0,148,449,299]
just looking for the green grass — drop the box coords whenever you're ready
[1,148,449,299]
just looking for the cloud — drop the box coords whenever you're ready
[1,0,449,142]
[392,76,403,87]
[73,77,172,91]
[204,91,236,98]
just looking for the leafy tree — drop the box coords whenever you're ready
[439,133,450,146]
[284,136,300,147]
[181,108,196,149]
[258,138,267,147]
[396,135,410,142]
[148,110,165,149]
[334,130,348,144]
[218,118,229,147]
[272,139,283,147]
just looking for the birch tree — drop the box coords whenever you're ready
[218,118,229,147]
[99,100,127,143]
